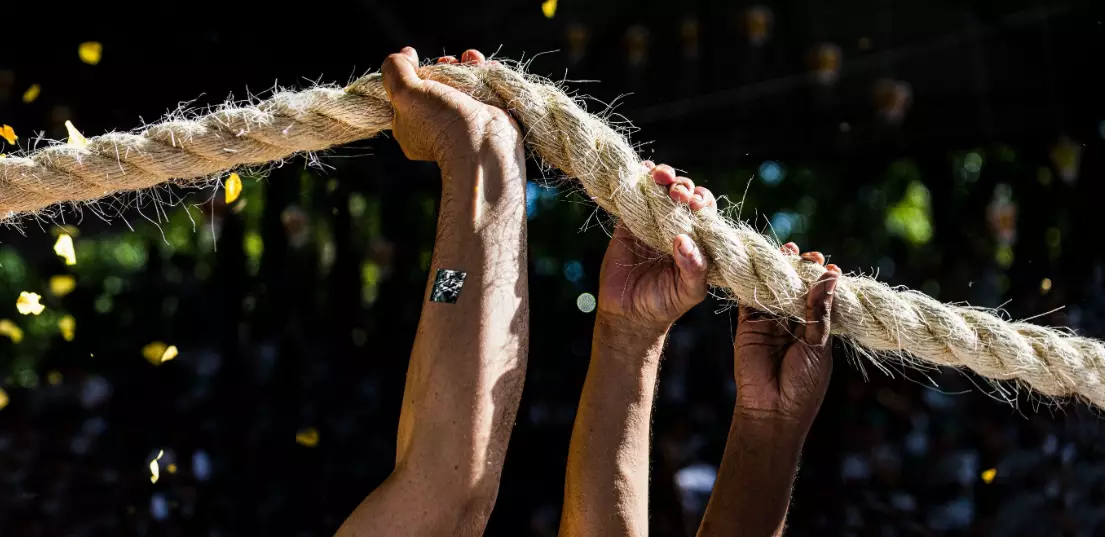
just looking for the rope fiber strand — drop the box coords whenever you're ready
[1,63,1102,408]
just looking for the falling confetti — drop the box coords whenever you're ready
[0,124,17,145]
[167,463,178,474]
[78,42,103,65]
[58,314,76,341]
[150,449,164,483]
[54,233,77,265]
[0,319,23,343]
[22,84,40,104]
[47,370,62,386]
[225,173,243,203]
[541,0,557,18]
[64,120,88,149]
[1041,278,1053,294]
[49,275,77,297]
[0,388,8,410]
[16,292,45,316]
[143,342,178,365]
[296,427,320,447]
[981,468,997,484]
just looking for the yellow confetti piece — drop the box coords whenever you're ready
[64,121,87,149]
[295,427,320,447]
[22,84,40,104]
[0,388,8,410]
[78,42,103,65]
[142,341,178,365]
[0,124,17,145]
[47,370,62,386]
[541,0,557,18]
[981,468,997,484]
[225,173,243,203]
[49,275,77,297]
[54,233,77,265]
[58,314,76,341]
[1040,278,1053,294]
[167,463,178,474]
[0,319,23,343]
[150,449,164,483]
[0,154,6,159]
[16,292,45,316]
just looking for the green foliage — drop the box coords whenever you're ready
[885,181,933,246]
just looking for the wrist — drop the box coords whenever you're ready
[437,114,523,170]
[593,315,668,365]
[731,407,810,450]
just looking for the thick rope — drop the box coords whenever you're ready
[1,64,1102,408]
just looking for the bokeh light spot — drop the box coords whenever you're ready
[576,292,596,313]
[758,161,786,185]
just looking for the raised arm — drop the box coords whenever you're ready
[336,47,528,537]
[696,245,840,537]
[560,163,716,537]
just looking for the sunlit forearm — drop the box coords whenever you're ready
[337,135,528,536]
[560,319,666,537]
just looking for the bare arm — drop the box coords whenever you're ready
[336,48,528,537]
[697,246,840,537]
[560,164,716,536]
[561,322,664,537]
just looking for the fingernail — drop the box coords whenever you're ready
[672,185,687,196]
[826,263,841,274]
[693,193,704,203]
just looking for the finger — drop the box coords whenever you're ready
[651,163,677,186]
[382,48,422,101]
[781,242,800,256]
[642,160,656,170]
[689,186,717,213]
[488,60,502,68]
[670,176,695,204]
[803,267,840,347]
[800,251,826,266]
[673,234,708,289]
[461,49,486,65]
[436,55,459,64]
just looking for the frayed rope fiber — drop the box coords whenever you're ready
[1,63,1102,408]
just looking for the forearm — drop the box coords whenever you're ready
[696,413,807,537]
[339,138,528,536]
[560,318,666,537]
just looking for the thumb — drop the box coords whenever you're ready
[802,265,840,347]
[673,235,708,300]
[381,47,422,102]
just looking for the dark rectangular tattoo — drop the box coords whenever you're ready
[430,269,467,304]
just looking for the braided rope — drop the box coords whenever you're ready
[1,63,1101,408]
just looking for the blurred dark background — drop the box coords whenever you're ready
[2,0,1105,535]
